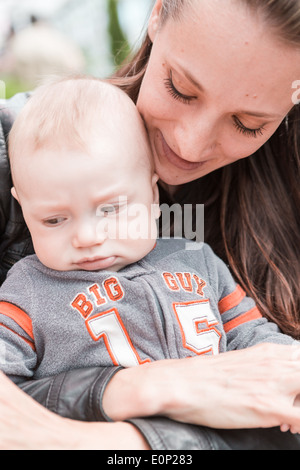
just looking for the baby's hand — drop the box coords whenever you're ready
[280,394,300,434]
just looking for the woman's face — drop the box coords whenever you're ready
[137,0,300,185]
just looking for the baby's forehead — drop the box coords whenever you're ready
[10,78,153,180]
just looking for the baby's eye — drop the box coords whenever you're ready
[98,204,118,217]
[43,217,66,227]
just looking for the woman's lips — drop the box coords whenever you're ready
[159,132,205,171]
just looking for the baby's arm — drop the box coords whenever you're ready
[205,244,296,351]
[0,262,37,381]
[0,301,37,381]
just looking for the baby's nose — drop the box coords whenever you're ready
[72,221,106,248]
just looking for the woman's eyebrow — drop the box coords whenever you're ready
[237,110,283,119]
[176,65,205,93]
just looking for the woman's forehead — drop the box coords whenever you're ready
[158,1,300,114]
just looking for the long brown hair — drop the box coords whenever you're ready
[110,0,300,338]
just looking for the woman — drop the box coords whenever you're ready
[0,0,300,450]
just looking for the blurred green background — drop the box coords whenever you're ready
[0,0,152,98]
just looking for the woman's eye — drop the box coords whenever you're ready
[164,71,196,105]
[233,116,265,138]
[43,217,66,227]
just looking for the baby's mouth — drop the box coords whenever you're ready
[76,256,116,271]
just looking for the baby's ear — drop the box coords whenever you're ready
[152,173,161,219]
[152,173,160,202]
[11,187,20,203]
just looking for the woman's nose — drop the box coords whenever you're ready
[174,113,218,162]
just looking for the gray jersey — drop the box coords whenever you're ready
[0,239,294,381]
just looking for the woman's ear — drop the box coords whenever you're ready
[11,187,20,203]
[148,0,163,42]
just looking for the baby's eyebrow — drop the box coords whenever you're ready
[30,202,69,216]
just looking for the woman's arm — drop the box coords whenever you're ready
[4,371,215,450]
[11,347,300,450]
[103,343,300,430]
[18,366,124,422]
[18,343,300,431]
[0,371,150,450]
[6,371,300,451]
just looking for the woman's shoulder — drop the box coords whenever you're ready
[0,92,31,137]
[0,92,31,174]
[0,93,34,286]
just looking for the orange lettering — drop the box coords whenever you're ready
[71,293,94,318]
[89,284,107,306]
[176,273,193,292]
[163,272,180,291]
[103,277,124,301]
[193,275,206,297]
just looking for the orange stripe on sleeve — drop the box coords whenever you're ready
[223,306,263,333]
[0,323,35,351]
[0,301,34,341]
[218,285,246,314]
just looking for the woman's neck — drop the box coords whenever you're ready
[158,181,180,198]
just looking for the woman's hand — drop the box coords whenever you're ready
[0,371,149,450]
[280,394,300,435]
[103,343,300,431]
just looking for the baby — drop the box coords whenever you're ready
[9,76,160,274]
[0,77,296,410]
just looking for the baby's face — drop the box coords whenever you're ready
[13,126,159,272]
